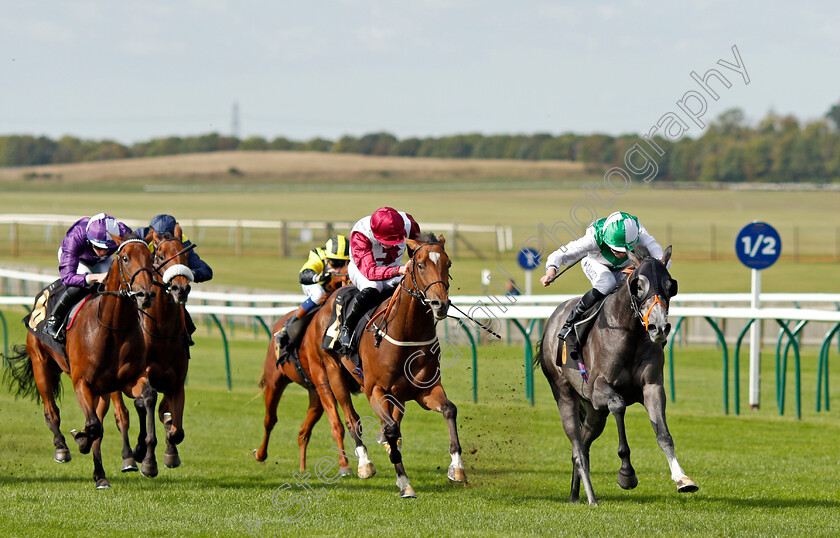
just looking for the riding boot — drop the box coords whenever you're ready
[337,287,382,351]
[185,309,196,346]
[44,285,90,342]
[275,306,307,350]
[558,288,605,341]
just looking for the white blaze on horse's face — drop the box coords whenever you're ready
[635,274,671,344]
[416,245,450,321]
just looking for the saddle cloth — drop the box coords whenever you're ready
[23,280,91,360]
[320,286,385,369]
[559,293,611,370]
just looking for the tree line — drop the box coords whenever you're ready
[3,106,840,183]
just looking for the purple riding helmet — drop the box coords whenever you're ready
[85,213,121,249]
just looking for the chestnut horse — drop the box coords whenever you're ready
[3,236,159,489]
[301,233,466,498]
[105,229,194,471]
[254,273,353,476]
[537,245,697,505]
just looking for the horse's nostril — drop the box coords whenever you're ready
[664,323,672,336]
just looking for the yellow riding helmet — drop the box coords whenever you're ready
[324,235,350,261]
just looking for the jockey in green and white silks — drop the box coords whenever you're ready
[541,211,666,343]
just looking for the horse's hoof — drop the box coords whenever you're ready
[141,462,159,478]
[447,465,467,483]
[677,477,699,493]
[121,458,138,472]
[400,486,417,498]
[95,479,111,490]
[164,453,181,468]
[253,449,268,462]
[617,471,638,490]
[54,448,71,463]
[71,429,92,454]
[339,466,352,477]
[358,463,377,479]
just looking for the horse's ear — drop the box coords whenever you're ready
[110,233,124,246]
[405,238,421,255]
[143,230,154,244]
[437,235,445,247]
[150,229,162,245]
[627,249,643,266]
[661,245,672,266]
[174,223,183,241]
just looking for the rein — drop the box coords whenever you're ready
[153,241,196,273]
[94,238,151,332]
[366,241,450,347]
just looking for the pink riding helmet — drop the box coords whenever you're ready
[370,207,407,246]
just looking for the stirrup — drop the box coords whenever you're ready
[337,326,352,349]
[558,324,572,341]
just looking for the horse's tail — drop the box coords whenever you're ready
[533,334,544,369]
[2,344,58,403]
[248,373,267,404]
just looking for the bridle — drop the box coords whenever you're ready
[153,238,196,287]
[95,238,155,331]
[100,239,157,299]
[627,258,670,331]
[399,242,450,305]
[367,241,451,344]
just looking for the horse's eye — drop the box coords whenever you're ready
[122,255,129,262]
[417,263,424,270]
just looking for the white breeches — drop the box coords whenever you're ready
[581,257,627,295]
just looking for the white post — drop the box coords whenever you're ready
[525,270,533,296]
[749,268,761,409]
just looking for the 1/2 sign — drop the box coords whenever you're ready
[735,222,782,270]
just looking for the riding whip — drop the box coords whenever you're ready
[545,258,581,285]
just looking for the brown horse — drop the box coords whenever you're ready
[3,235,159,489]
[105,229,194,471]
[301,233,466,498]
[254,273,354,475]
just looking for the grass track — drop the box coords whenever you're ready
[1,311,839,536]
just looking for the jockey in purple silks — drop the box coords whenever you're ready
[44,213,133,342]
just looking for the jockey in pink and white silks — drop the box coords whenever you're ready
[337,207,422,349]
[541,211,667,348]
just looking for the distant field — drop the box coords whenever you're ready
[0,152,839,295]
[0,151,592,188]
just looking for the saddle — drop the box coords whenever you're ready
[23,280,92,361]
[321,286,387,373]
[559,293,611,371]
[274,307,321,388]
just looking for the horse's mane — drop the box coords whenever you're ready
[418,231,439,244]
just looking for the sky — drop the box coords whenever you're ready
[2,1,839,145]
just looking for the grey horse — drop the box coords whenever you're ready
[537,245,698,505]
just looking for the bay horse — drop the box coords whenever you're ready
[537,245,698,505]
[254,272,353,476]
[3,235,159,489]
[105,229,194,471]
[301,233,466,498]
